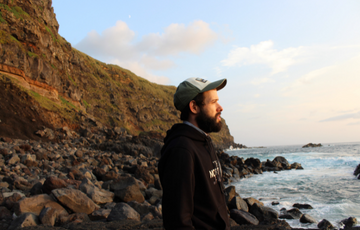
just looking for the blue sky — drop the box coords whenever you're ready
[53,0,360,146]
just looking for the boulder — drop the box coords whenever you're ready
[79,178,114,204]
[2,192,23,210]
[58,212,91,225]
[127,200,162,218]
[293,203,313,209]
[224,186,238,205]
[243,197,264,208]
[0,206,12,220]
[111,177,145,203]
[273,156,291,169]
[8,213,39,230]
[52,188,99,214]
[14,194,66,216]
[39,206,68,226]
[300,214,317,224]
[245,157,262,169]
[145,187,163,200]
[279,208,302,219]
[42,176,67,194]
[229,195,249,212]
[107,202,141,222]
[340,216,357,228]
[317,219,334,230]
[7,153,20,164]
[230,209,259,225]
[250,203,279,223]
[354,164,360,177]
[89,208,112,221]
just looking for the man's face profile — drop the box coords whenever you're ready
[195,89,223,133]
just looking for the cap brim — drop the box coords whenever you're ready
[201,78,227,93]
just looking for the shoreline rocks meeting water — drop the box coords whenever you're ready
[0,127,358,230]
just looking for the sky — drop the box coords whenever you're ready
[52,0,360,146]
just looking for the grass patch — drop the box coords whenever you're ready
[27,51,38,58]
[0,4,29,19]
[45,26,58,43]
[50,63,56,69]
[68,75,77,86]
[83,100,90,108]
[59,96,76,109]
[0,12,7,24]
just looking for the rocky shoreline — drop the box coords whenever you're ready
[0,127,358,230]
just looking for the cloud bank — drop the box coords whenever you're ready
[75,20,218,84]
[221,40,304,75]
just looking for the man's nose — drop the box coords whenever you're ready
[217,103,223,112]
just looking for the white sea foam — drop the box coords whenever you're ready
[227,142,360,228]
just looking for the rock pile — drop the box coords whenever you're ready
[0,128,313,230]
[218,153,304,184]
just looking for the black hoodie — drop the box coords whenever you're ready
[158,123,230,230]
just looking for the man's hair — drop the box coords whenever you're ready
[180,93,205,121]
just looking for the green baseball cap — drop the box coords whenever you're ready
[174,77,227,111]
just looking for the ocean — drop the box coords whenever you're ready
[225,142,360,229]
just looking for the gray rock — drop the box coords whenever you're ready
[79,178,114,204]
[318,219,334,230]
[229,195,249,212]
[340,216,357,228]
[89,208,112,221]
[7,153,20,164]
[279,208,302,219]
[250,202,279,222]
[224,186,237,205]
[300,214,318,224]
[0,206,12,220]
[14,193,66,216]
[145,187,163,199]
[39,206,68,226]
[128,200,162,218]
[112,177,145,203]
[107,202,140,222]
[230,209,259,225]
[9,213,39,230]
[293,203,313,209]
[52,188,99,214]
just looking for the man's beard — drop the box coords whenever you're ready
[196,109,222,133]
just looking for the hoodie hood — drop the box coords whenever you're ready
[161,123,206,156]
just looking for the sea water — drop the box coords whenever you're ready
[225,142,360,229]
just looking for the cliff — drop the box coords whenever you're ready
[0,0,239,148]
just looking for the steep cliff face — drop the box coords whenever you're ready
[0,0,238,147]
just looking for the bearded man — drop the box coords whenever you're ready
[158,78,230,230]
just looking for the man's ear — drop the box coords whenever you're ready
[189,100,200,114]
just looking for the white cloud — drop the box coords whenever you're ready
[320,111,360,122]
[137,20,218,56]
[76,21,136,60]
[75,20,218,83]
[221,40,304,75]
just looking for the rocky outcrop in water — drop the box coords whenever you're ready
[354,163,360,179]
[302,143,322,148]
[218,152,303,185]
